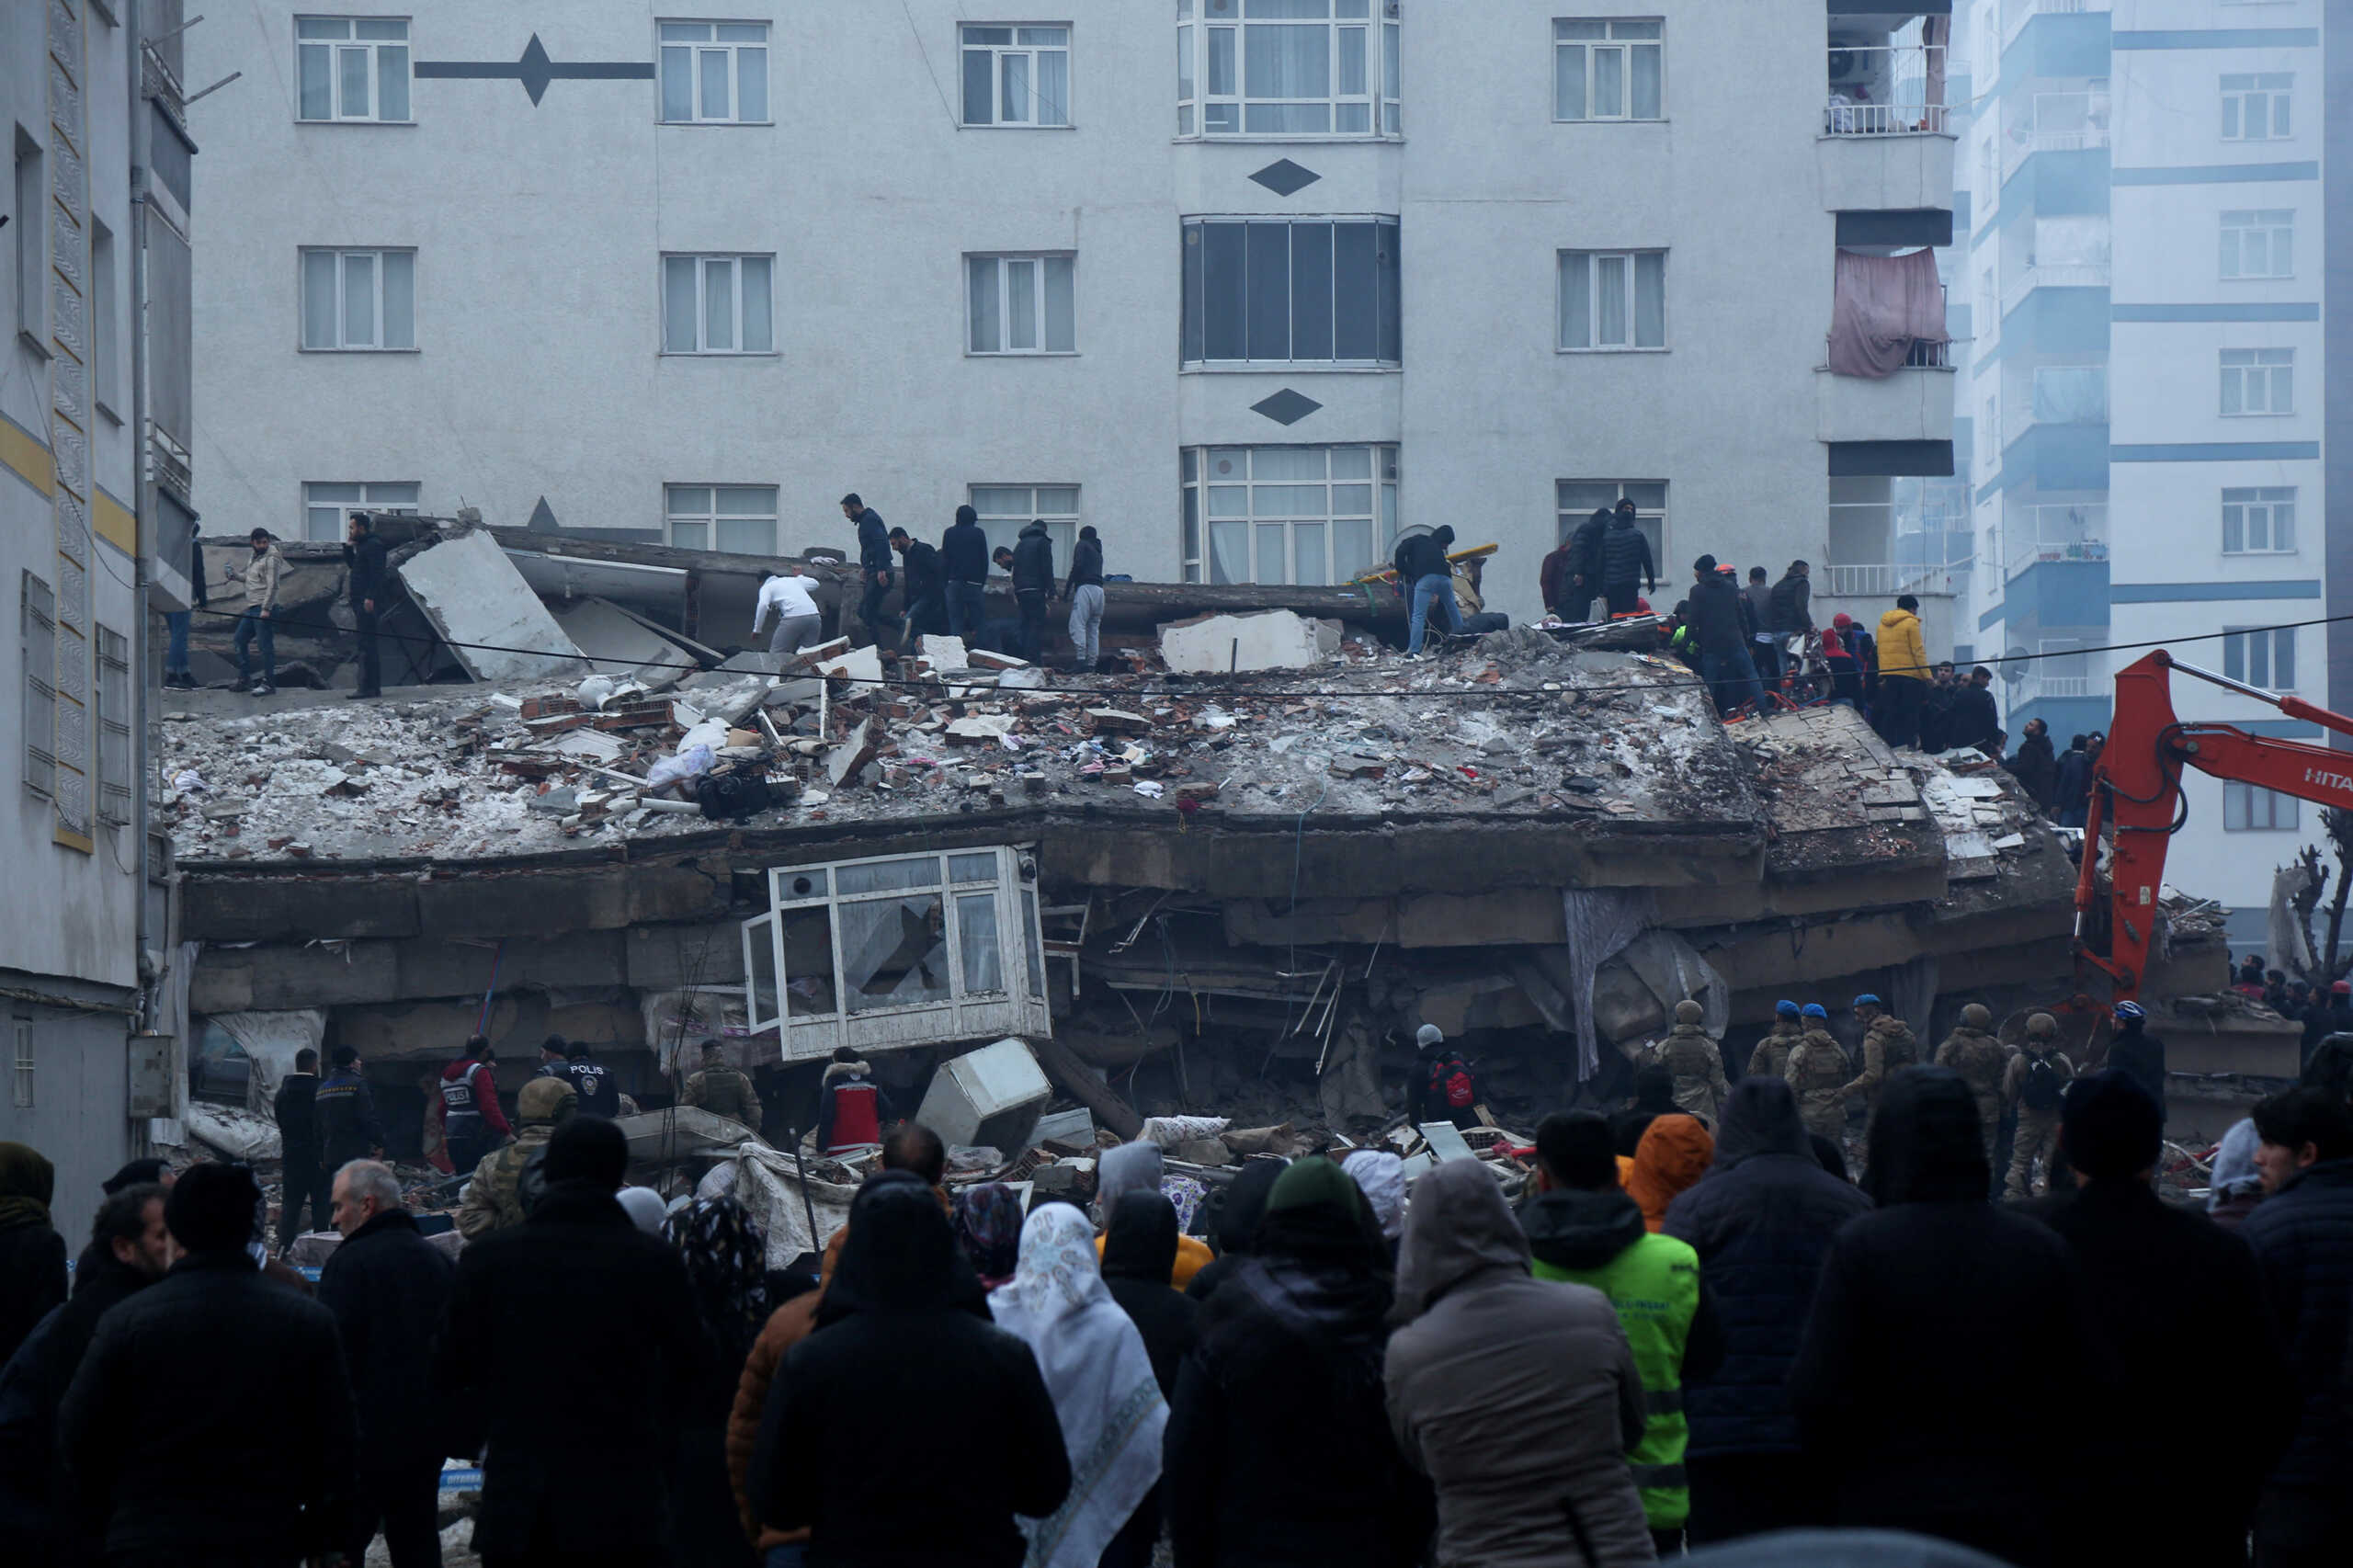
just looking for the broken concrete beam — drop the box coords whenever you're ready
[1031,1035,1143,1141]
[549,597,694,689]
[945,714,1017,746]
[765,677,825,710]
[1158,608,1342,674]
[826,719,881,788]
[797,636,852,667]
[919,634,970,669]
[814,644,884,687]
[398,528,588,683]
[969,648,1029,672]
[1087,708,1152,734]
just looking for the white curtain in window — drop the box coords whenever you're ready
[1038,51,1069,124]
[1558,253,1590,348]
[740,257,773,352]
[664,258,697,351]
[341,253,374,346]
[1633,253,1665,347]
[302,252,337,347]
[1245,24,1329,97]
[1043,257,1075,351]
[1596,255,1628,346]
[1006,259,1039,349]
[969,258,1000,352]
[380,253,414,348]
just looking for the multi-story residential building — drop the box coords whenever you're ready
[3,0,199,1202]
[191,2,1956,642]
[1958,0,2341,947]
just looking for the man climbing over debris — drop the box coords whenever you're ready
[891,527,948,644]
[458,1077,577,1240]
[817,1047,889,1155]
[1785,1005,1851,1142]
[1747,1001,1805,1082]
[1934,1003,2011,1176]
[1650,1000,1731,1127]
[752,562,824,661]
[683,1040,764,1134]
[439,1036,512,1177]
[1836,994,1919,1126]
[316,1044,385,1176]
[1411,1024,1483,1130]
[2003,1013,2075,1200]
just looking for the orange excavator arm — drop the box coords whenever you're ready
[2075,651,2353,1001]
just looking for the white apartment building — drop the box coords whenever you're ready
[1957,0,2342,949]
[4,0,198,1202]
[189,2,1960,637]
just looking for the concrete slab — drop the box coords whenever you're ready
[1159,609,1342,674]
[402,530,588,684]
[549,597,693,687]
[813,644,884,687]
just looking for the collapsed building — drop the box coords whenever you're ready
[162,517,2213,1176]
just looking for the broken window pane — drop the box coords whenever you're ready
[957,892,1005,993]
[949,852,998,882]
[837,856,940,895]
[1024,890,1047,997]
[840,894,952,1012]
[780,906,838,1017]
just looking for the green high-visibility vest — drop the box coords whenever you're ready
[1532,1232,1701,1529]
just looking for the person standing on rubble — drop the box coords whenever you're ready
[2001,1013,2075,1200]
[1688,556,1768,719]
[457,1076,577,1240]
[1653,999,1731,1125]
[545,1037,617,1119]
[816,1045,888,1154]
[1873,595,1930,748]
[1011,517,1058,663]
[1396,525,1462,656]
[891,526,949,645]
[439,1035,511,1178]
[841,492,900,653]
[683,1039,764,1132]
[1540,530,1581,621]
[1933,1003,2011,1181]
[343,511,390,700]
[1767,562,1813,661]
[2006,716,2057,808]
[1410,1022,1483,1129]
[1743,566,1780,685]
[274,1047,331,1250]
[1747,1001,1805,1082]
[2051,733,2093,826]
[2103,1000,2165,1124]
[1562,506,1611,622]
[1392,1156,1656,1568]
[752,562,824,661]
[1835,994,1917,1131]
[1063,524,1107,672]
[232,528,285,697]
[317,1043,386,1177]
[1784,1005,1851,1142]
[942,503,992,642]
[1598,498,1656,618]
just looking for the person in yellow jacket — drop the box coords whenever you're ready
[1875,594,1931,748]
[1093,1140,1213,1288]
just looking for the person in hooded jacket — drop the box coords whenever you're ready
[1873,596,1930,748]
[0,1142,66,1371]
[1933,1004,2011,1177]
[2207,1118,2267,1230]
[1686,558,1768,718]
[1598,500,1656,618]
[1011,518,1058,662]
[1392,1157,1657,1568]
[751,1174,1070,1568]
[816,1047,891,1154]
[1822,613,1866,708]
[1101,1190,1200,1398]
[1521,1112,1722,1554]
[1625,1115,1715,1233]
[1165,1159,1433,1568]
[2023,1072,2292,1567]
[1095,1142,1215,1290]
[1784,1005,1850,1142]
[1185,1157,1286,1304]
[1564,508,1612,622]
[2103,1000,2165,1125]
[1610,1064,1680,1157]
[1788,1068,2110,1568]
[1649,1000,1732,1127]
[1661,1078,1870,1545]
[1396,526,1462,655]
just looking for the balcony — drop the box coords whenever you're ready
[2003,0,2111,52]
[1818,358,1956,446]
[2005,503,2109,583]
[1821,562,1967,598]
[2001,94,2112,182]
[2000,259,2109,320]
[1820,43,1955,211]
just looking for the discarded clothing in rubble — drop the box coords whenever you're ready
[645,743,715,794]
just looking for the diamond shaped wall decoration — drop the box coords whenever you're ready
[1247,158,1322,197]
[1250,389,1323,426]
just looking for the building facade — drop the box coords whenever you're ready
[190,1,1954,637]
[1958,0,2344,944]
[3,0,197,1205]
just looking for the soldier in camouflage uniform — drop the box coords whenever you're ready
[1746,1000,1805,1080]
[1650,999,1731,1126]
[2001,1012,2075,1200]
[456,1076,575,1240]
[682,1040,764,1132]
[1836,993,1921,1121]
[1785,1003,1852,1140]
[1933,1002,2012,1172]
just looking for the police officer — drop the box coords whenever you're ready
[551,1040,615,1118]
[456,1077,576,1240]
[680,1040,763,1131]
[316,1044,385,1175]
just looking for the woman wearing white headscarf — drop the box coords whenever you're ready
[990,1203,1169,1568]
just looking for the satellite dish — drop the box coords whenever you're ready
[2002,647,2029,685]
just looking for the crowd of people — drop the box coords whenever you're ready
[2,988,2350,1568]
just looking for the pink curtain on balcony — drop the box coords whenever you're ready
[1828,246,1949,378]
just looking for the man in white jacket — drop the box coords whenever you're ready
[752,565,822,659]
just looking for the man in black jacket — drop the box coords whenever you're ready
[1688,556,1768,717]
[318,1043,386,1175]
[322,1160,455,1568]
[2005,716,2057,809]
[344,511,391,699]
[1662,1077,1870,1544]
[1767,561,1813,644]
[2026,1073,2291,1565]
[1598,499,1655,616]
[275,1048,330,1250]
[435,1116,710,1567]
[841,492,899,653]
[1564,507,1612,621]
[60,1163,358,1564]
[1396,525,1461,655]
[1946,666,2003,756]
[941,504,991,641]
[2103,1001,2165,1125]
[2051,733,2091,826]
[2243,1086,2353,1566]
[890,527,947,643]
[1010,519,1057,662]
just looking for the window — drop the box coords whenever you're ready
[2031,365,2107,423]
[662,254,774,354]
[97,628,130,825]
[962,26,1070,126]
[13,129,43,353]
[1556,480,1665,567]
[2224,782,2298,832]
[301,248,415,350]
[2224,625,2295,691]
[970,485,1079,573]
[1182,445,1397,585]
[659,22,770,124]
[2222,486,2295,554]
[21,572,54,800]
[743,846,1052,1059]
[1177,0,1400,139]
[90,219,119,417]
[11,1023,29,1110]
[1553,19,1663,121]
[303,481,419,543]
[2221,348,2292,415]
[666,485,778,554]
[2221,74,2290,141]
[1557,250,1665,350]
[1981,394,2000,465]
[966,255,1077,354]
[2221,209,2293,280]
[296,17,410,122]
[1181,217,1400,366]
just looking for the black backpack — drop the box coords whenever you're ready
[2021,1051,2066,1113]
[695,767,778,820]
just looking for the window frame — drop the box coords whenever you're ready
[964,253,1079,356]
[2219,208,2294,281]
[97,627,130,825]
[294,17,413,125]
[665,484,781,555]
[1180,216,1402,369]
[14,129,46,358]
[90,218,120,421]
[2223,780,2299,832]
[21,571,55,801]
[2220,347,2293,416]
[2222,624,2296,693]
[2221,485,2295,555]
[2220,72,2291,142]
[1556,248,1667,352]
[660,253,777,356]
[299,246,417,352]
[657,20,773,125]
[969,484,1080,575]
[1181,444,1399,585]
[1552,17,1665,123]
[961,24,1074,128]
[1555,480,1666,570]
[302,481,420,544]
[1176,0,1401,142]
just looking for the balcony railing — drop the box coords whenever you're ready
[2000,259,2110,319]
[1821,562,1967,598]
[2004,502,2109,581]
[2002,121,2111,180]
[2013,668,2096,707]
[1824,44,1949,137]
